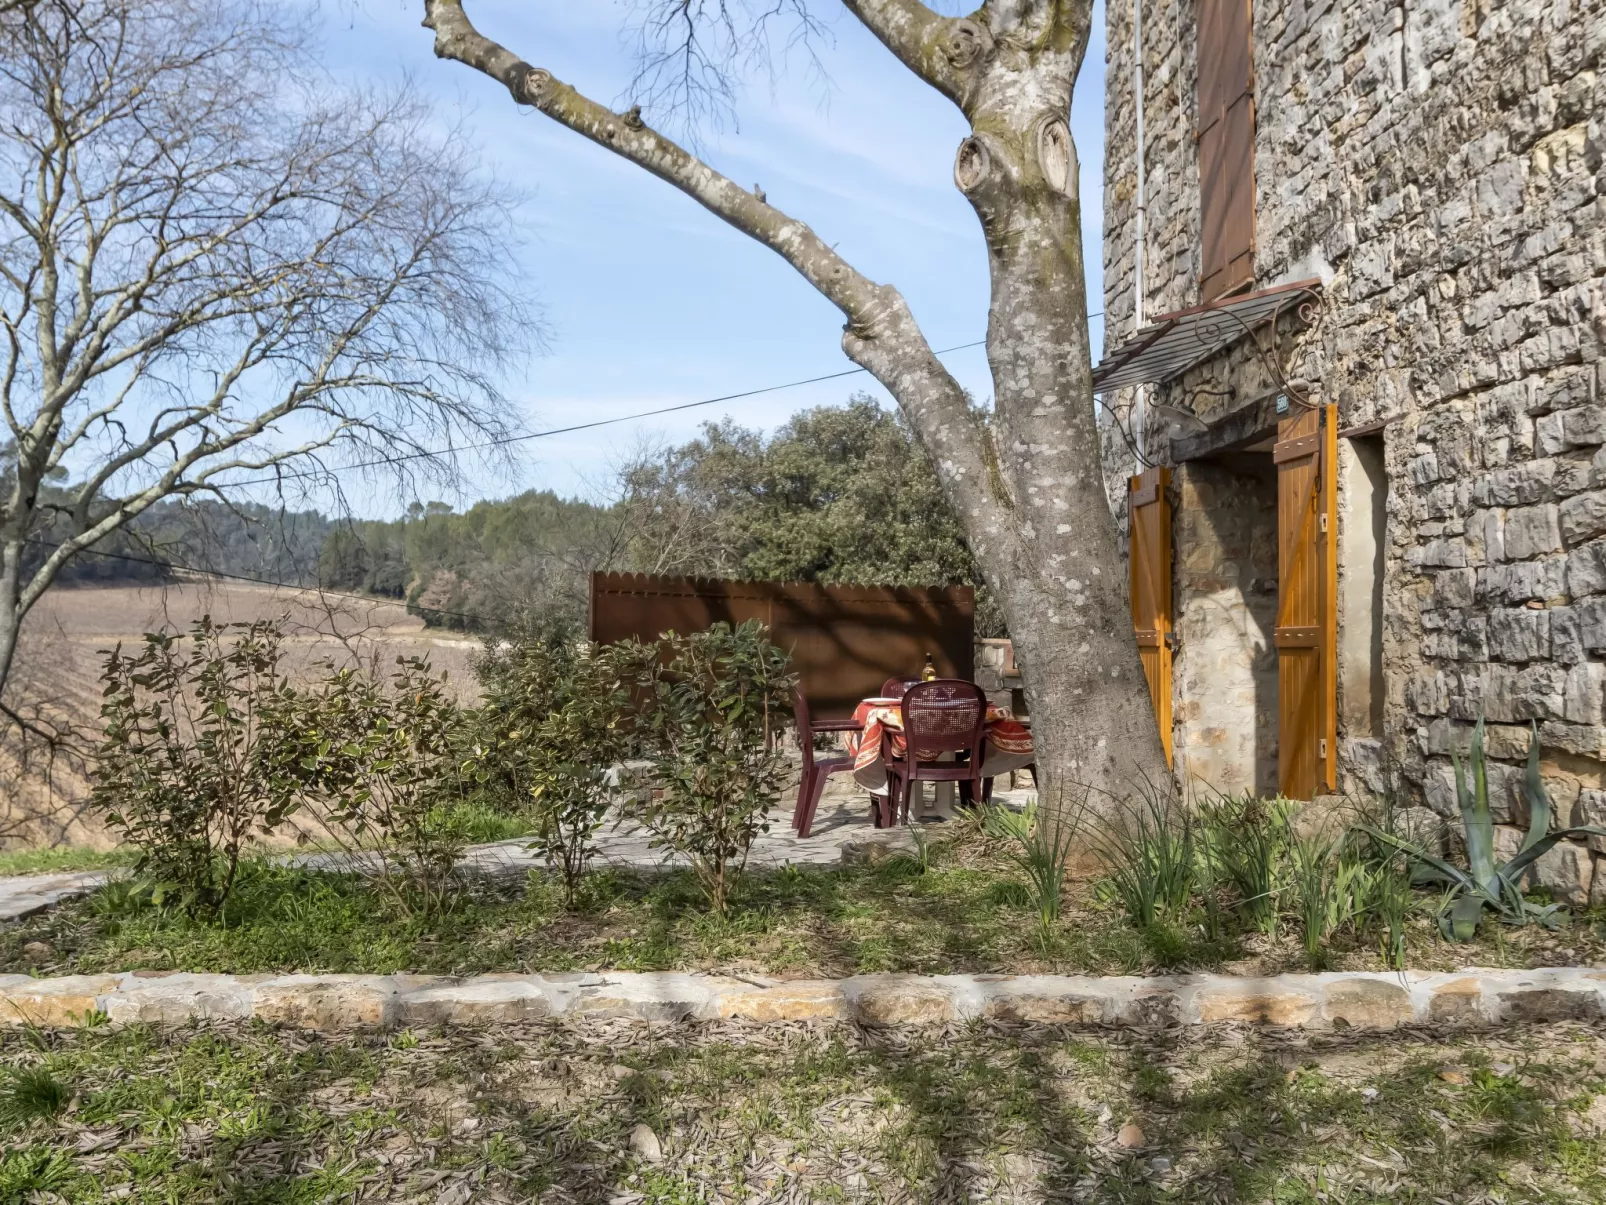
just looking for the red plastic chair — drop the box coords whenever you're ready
[792,688,856,838]
[883,680,989,826]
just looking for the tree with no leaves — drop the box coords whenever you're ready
[0,0,527,706]
[420,1,1167,810]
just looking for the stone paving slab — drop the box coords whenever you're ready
[2,966,1602,1031]
[0,870,112,922]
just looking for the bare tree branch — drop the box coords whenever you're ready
[422,0,1001,532]
[838,0,972,104]
[0,0,539,705]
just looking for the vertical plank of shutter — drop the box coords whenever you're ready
[1129,468,1174,766]
[1197,0,1256,302]
[1274,408,1322,800]
[1319,403,1339,791]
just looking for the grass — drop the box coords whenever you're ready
[0,846,137,877]
[4,820,1604,980]
[2,1016,1605,1202]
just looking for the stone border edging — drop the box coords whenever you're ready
[2,967,1603,1031]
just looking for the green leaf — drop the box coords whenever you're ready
[1460,719,1498,895]
[1518,721,1552,855]
[1355,823,1473,893]
[1447,893,1483,941]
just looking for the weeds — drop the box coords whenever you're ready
[985,798,1079,927]
[1199,793,1290,934]
[0,1066,71,1131]
[1093,789,1194,929]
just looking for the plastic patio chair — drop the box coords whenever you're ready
[883,679,989,826]
[792,687,857,838]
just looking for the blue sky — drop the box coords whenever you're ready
[327,1,1107,513]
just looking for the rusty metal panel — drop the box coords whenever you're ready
[589,573,975,720]
[1197,0,1256,302]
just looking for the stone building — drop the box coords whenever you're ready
[1093,0,1605,900]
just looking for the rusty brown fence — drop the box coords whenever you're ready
[589,573,974,719]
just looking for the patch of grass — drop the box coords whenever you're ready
[0,846,136,877]
[4,825,1605,980]
[431,796,534,845]
[2,1018,1604,1202]
[0,1065,71,1131]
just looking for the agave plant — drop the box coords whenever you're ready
[1361,720,1606,940]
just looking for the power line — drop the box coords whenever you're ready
[223,338,988,488]
[216,323,1106,490]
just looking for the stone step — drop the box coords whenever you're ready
[1,967,1600,1031]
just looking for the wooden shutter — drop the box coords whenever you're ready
[1197,0,1256,302]
[1129,468,1174,766]
[1274,405,1338,799]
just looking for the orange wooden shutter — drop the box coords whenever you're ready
[1274,404,1338,799]
[1128,468,1174,766]
[1197,0,1256,301]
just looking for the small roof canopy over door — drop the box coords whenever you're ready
[1091,279,1321,394]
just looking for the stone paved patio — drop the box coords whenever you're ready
[0,776,1036,921]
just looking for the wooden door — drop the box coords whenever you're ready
[1129,468,1174,766]
[1274,405,1338,798]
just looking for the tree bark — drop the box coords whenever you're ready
[421,0,1172,811]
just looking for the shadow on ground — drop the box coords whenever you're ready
[2,1016,1602,1203]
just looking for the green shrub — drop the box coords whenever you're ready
[92,617,300,916]
[279,657,466,916]
[469,609,588,801]
[481,636,644,907]
[627,620,796,913]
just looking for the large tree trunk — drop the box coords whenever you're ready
[422,0,1172,813]
[945,9,1169,809]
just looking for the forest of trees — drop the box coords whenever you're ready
[61,399,1002,634]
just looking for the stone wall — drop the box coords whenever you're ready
[1100,0,1606,886]
[1173,457,1280,797]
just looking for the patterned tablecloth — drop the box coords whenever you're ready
[842,696,1034,792]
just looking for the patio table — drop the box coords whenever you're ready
[842,695,1034,817]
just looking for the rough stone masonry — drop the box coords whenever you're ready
[1098,1,1605,898]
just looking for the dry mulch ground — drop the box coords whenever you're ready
[3,1015,1606,1203]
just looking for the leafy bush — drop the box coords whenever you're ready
[987,799,1080,928]
[469,609,588,801]
[470,615,648,904]
[92,618,299,916]
[628,620,797,913]
[520,645,645,899]
[1361,719,1606,940]
[280,657,467,916]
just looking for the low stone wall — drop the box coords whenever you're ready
[3,967,1603,1031]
